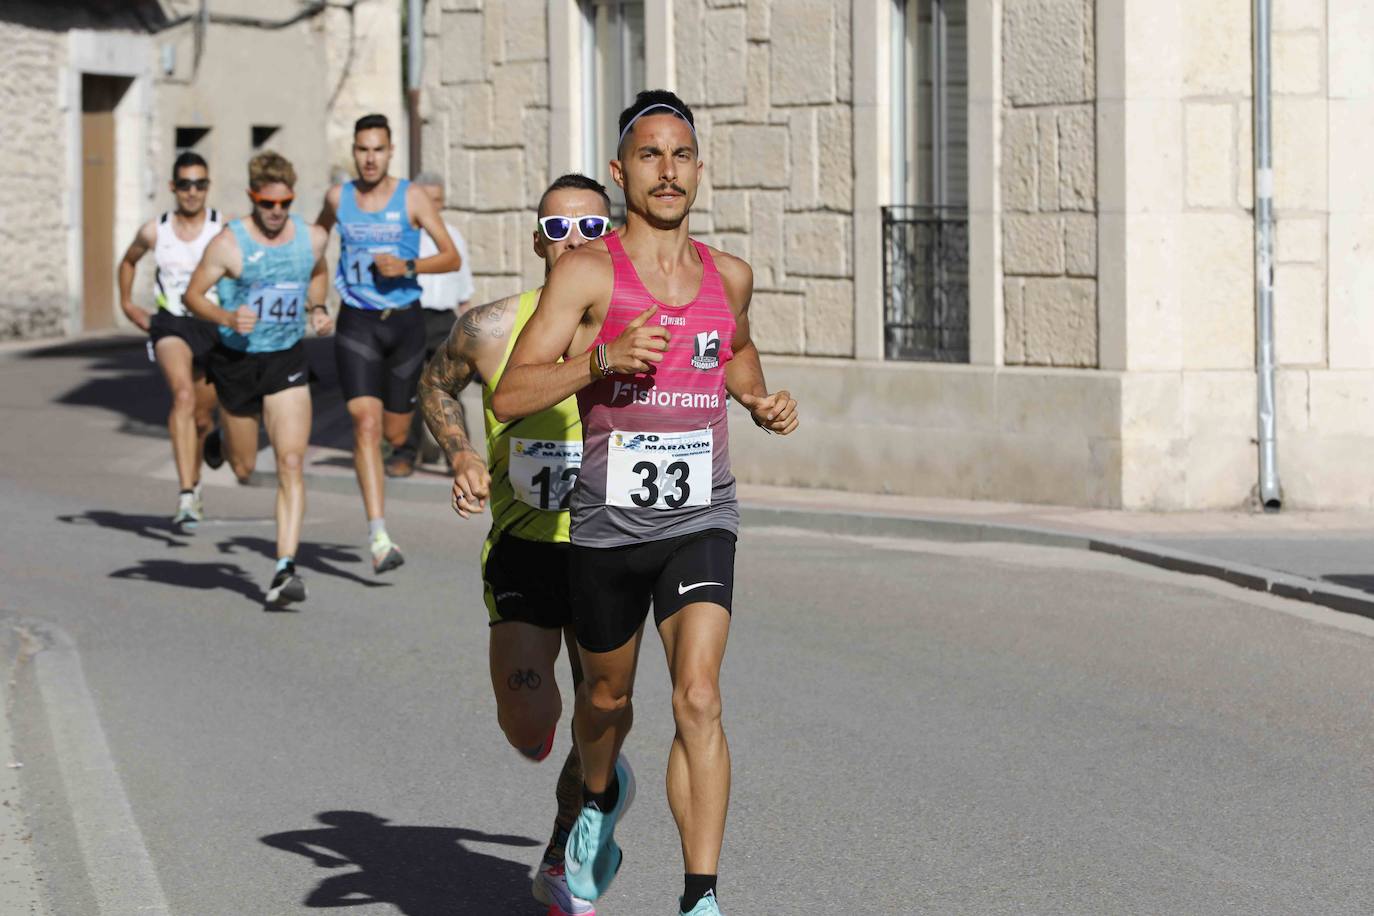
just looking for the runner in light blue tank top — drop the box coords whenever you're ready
[215,215,315,353]
[334,179,422,311]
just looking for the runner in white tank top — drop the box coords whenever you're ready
[118,151,225,530]
[491,91,799,916]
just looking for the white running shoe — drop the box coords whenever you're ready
[532,860,596,915]
[172,490,203,531]
[370,531,405,574]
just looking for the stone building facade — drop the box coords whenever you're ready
[0,0,402,338]
[416,0,1374,510]
[9,1,1372,510]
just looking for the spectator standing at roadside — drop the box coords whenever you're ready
[387,171,475,477]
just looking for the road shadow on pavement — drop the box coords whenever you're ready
[216,536,391,590]
[39,337,353,449]
[109,559,262,601]
[58,510,190,549]
[1324,574,1374,595]
[260,811,542,915]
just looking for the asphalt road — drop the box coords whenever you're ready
[4,338,1374,915]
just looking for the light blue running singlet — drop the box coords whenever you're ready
[334,179,421,311]
[215,215,314,354]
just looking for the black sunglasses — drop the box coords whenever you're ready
[539,215,609,242]
[174,178,210,191]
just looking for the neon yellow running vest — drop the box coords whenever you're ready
[481,288,582,544]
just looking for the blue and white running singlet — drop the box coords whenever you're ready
[334,179,422,311]
[215,215,314,354]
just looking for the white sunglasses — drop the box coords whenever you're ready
[539,215,610,242]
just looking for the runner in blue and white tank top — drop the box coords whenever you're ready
[117,151,224,530]
[315,112,463,574]
[184,150,334,607]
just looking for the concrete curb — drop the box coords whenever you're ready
[739,505,1374,621]
[249,468,1374,622]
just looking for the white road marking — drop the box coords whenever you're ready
[20,620,171,914]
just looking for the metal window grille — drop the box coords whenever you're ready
[883,205,969,362]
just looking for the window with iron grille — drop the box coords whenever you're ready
[887,0,969,362]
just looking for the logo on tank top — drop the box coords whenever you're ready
[691,330,721,370]
[385,211,401,221]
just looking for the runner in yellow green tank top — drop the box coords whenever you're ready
[417,174,613,916]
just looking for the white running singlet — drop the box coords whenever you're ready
[154,209,221,316]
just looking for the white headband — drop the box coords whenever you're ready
[617,103,697,151]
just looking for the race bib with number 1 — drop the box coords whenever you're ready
[606,429,712,510]
[344,245,399,288]
[510,438,583,511]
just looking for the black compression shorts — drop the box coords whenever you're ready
[206,342,309,417]
[482,530,574,629]
[569,528,737,653]
[148,311,221,366]
[334,303,426,413]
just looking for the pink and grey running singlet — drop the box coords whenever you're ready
[570,232,739,547]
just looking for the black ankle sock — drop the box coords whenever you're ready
[681,874,717,911]
[581,774,619,812]
[179,489,194,496]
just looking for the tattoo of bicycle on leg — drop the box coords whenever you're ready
[507,669,542,690]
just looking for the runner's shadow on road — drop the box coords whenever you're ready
[260,811,542,915]
[57,510,190,548]
[109,559,262,602]
[39,336,344,447]
[1323,574,1374,594]
[216,536,390,590]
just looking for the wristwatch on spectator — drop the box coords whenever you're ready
[404,258,417,279]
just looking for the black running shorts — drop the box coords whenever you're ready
[569,528,737,653]
[334,303,426,413]
[481,530,575,629]
[422,308,457,358]
[206,342,309,416]
[148,311,221,366]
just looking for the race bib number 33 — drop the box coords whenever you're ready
[606,429,712,510]
[510,438,582,510]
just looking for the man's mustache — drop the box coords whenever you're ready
[650,183,688,196]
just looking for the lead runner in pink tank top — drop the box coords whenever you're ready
[490,90,799,915]
[570,229,739,547]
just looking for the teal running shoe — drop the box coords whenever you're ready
[564,753,636,901]
[680,890,723,915]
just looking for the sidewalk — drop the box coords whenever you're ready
[252,435,1374,619]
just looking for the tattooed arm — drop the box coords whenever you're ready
[417,295,516,518]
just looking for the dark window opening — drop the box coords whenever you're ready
[175,126,210,151]
[251,125,280,148]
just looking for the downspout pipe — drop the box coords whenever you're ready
[1254,0,1282,511]
[407,0,424,177]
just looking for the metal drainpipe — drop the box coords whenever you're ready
[407,0,424,176]
[1254,0,1282,511]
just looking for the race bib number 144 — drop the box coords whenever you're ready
[606,429,712,510]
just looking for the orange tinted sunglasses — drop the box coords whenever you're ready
[250,191,295,210]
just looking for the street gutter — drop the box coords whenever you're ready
[245,469,1374,623]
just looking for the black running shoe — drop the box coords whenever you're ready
[203,427,224,470]
[266,564,307,606]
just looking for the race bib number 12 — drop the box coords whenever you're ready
[510,438,582,511]
[606,429,712,510]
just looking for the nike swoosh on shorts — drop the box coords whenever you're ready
[287,371,305,382]
[678,581,725,595]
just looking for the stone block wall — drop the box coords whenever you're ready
[1001,0,1098,367]
[422,0,552,306]
[0,13,69,340]
[674,0,856,358]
